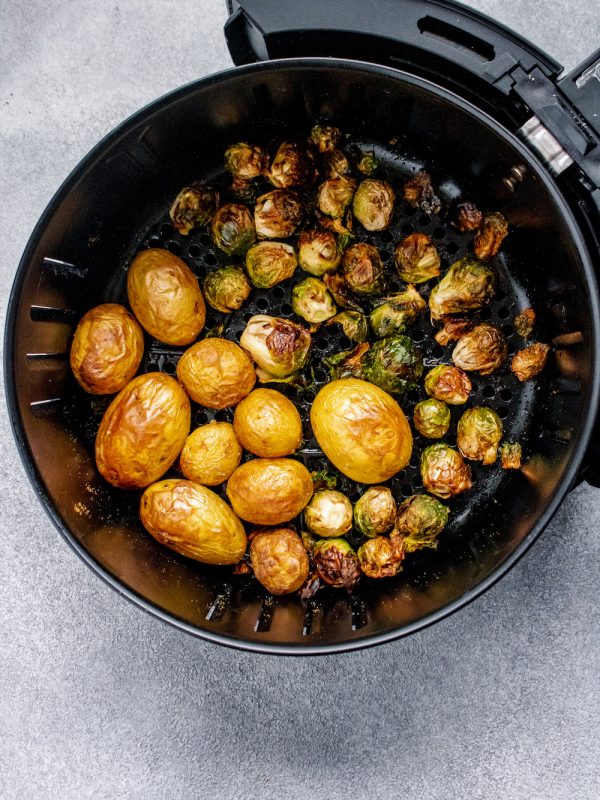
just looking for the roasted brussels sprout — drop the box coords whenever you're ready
[403,170,441,214]
[95,373,191,490]
[177,338,256,408]
[454,202,482,232]
[473,211,509,260]
[394,233,441,284]
[326,311,369,343]
[140,479,247,565]
[429,256,495,321]
[413,398,451,439]
[311,378,413,483]
[324,342,369,380]
[353,179,395,231]
[233,388,302,458]
[393,494,449,552]
[357,536,404,579]
[225,142,268,181]
[292,277,336,326]
[180,422,242,486]
[310,124,342,153]
[341,242,385,296]
[250,528,309,595]
[245,241,297,288]
[313,538,360,592]
[203,266,251,313]
[433,316,475,347]
[362,335,424,395]
[357,152,378,175]
[317,176,357,220]
[457,407,503,465]
[311,469,339,490]
[420,443,473,499]
[511,343,550,382]
[227,458,313,525]
[268,141,314,188]
[239,315,311,381]
[323,149,351,179]
[452,324,508,374]
[70,303,144,395]
[424,364,472,405]
[304,490,353,538]
[169,182,218,235]
[323,273,363,312]
[297,229,341,276]
[254,189,303,239]
[514,308,536,339]
[354,486,396,537]
[369,285,426,337]
[211,203,256,256]
[500,441,522,469]
[127,248,206,346]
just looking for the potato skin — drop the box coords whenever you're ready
[140,479,247,565]
[233,388,302,457]
[177,338,256,408]
[226,458,313,525]
[95,372,191,489]
[180,422,242,486]
[310,378,413,483]
[127,248,205,345]
[70,303,144,394]
[250,528,309,595]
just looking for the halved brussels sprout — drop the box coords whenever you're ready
[292,277,336,325]
[420,443,473,499]
[169,182,219,235]
[323,273,363,312]
[317,176,358,219]
[211,203,256,256]
[245,241,297,288]
[304,489,353,538]
[452,324,508,374]
[454,202,483,232]
[268,142,314,188]
[225,142,268,181]
[511,343,550,382]
[326,310,369,343]
[500,442,522,469]
[354,486,396,537]
[514,308,536,339]
[310,124,342,153]
[352,179,395,231]
[341,242,385,296]
[424,364,472,405]
[203,266,251,313]
[473,211,509,260]
[254,189,303,239]
[357,152,378,175]
[394,233,441,284]
[239,314,311,381]
[362,335,423,395]
[413,398,451,439]
[433,316,475,347]
[250,528,310,595]
[429,256,495,320]
[393,494,449,552]
[357,536,404,579]
[313,538,360,592]
[323,149,351,179]
[369,285,426,337]
[403,171,441,214]
[456,407,503,465]
[298,229,341,276]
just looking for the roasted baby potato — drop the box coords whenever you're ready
[176,338,256,408]
[70,303,144,394]
[126,248,205,345]
[226,458,313,525]
[140,479,247,565]
[95,372,191,489]
[179,422,242,486]
[233,388,302,457]
[250,528,309,595]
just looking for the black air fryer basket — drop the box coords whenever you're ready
[5,0,600,653]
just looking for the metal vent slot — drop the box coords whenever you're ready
[42,257,88,280]
[254,595,277,632]
[30,305,78,324]
[350,594,368,631]
[204,584,233,622]
[30,398,64,417]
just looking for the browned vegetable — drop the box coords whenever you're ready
[323,149,351,179]
[313,539,360,591]
[254,189,303,239]
[500,442,522,469]
[210,203,256,256]
[511,343,550,381]
[169,182,218,235]
[514,308,536,339]
[394,232,441,284]
[424,364,472,405]
[239,315,311,381]
[233,388,302,457]
[179,422,242,486]
[434,316,475,347]
[127,248,206,346]
[317,176,357,219]
[323,273,363,311]
[452,324,508,374]
[226,458,313,525]
[393,494,449,552]
[225,142,268,181]
[473,212,509,260]
[176,338,256,408]
[403,170,441,214]
[456,407,503,465]
[95,373,191,489]
[268,142,314,188]
[203,266,251,313]
[304,490,353,538]
[429,257,495,321]
[245,241,298,288]
[341,242,385,296]
[454,202,482,232]
[353,486,396,537]
[250,528,309,595]
[357,536,404,579]
[298,229,341,276]
[352,179,395,231]
[420,443,473,499]
[310,124,342,153]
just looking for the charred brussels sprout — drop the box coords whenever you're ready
[473,211,509,260]
[292,277,336,325]
[433,316,475,347]
[326,311,369,343]
[429,256,495,320]
[420,443,473,499]
[511,343,550,382]
[514,308,536,339]
[268,142,314,188]
[403,171,441,214]
[354,486,397,537]
[454,202,483,232]
[224,142,268,181]
[457,407,503,465]
[500,442,522,469]
[240,314,311,381]
[393,494,449,552]
[169,182,218,235]
[254,190,303,239]
[352,179,395,231]
[317,176,357,219]
[357,152,378,175]
[324,342,369,380]
[298,229,341,276]
[369,285,426,337]
[304,490,353,538]
[362,335,424,395]
[341,243,385,296]
[323,149,351,179]
[250,528,310,595]
[452,324,508,375]
[413,398,451,439]
[203,266,251,313]
[394,233,441,284]
[211,203,256,256]
[313,539,360,592]
[310,124,342,153]
[424,364,472,405]
[323,273,363,312]
[245,241,297,288]
[358,536,405,579]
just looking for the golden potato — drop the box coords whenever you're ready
[176,338,256,408]
[140,479,247,565]
[95,372,191,489]
[70,303,144,394]
[226,458,313,525]
[180,422,242,486]
[233,388,302,457]
[310,378,413,483]
[250,528,309,595]
[127,248,205,345]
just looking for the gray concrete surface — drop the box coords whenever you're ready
[1,1,600,798]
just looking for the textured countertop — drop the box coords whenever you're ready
[1,1,600,798]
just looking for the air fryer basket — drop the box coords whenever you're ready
[6,60,599,653]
